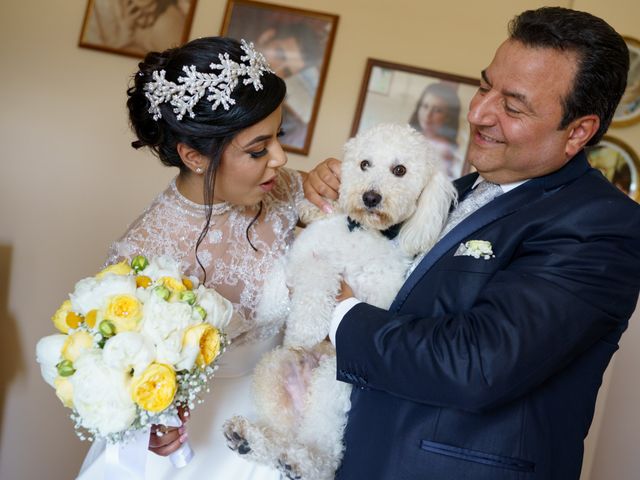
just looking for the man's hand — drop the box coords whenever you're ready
[304,158,342,213]
[337,279,354,302]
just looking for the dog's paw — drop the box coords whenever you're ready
[277,456,303,480]
[223,417,252,455]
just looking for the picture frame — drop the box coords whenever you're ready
[612,36,640,127]
[352,59,479,180]
[220,0,339,155]
[78,0,198,59]
[586,135,639,202]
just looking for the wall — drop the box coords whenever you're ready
[1,0,638,479]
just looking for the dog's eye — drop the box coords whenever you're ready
[360,160,371,171]
[392,165,407,177]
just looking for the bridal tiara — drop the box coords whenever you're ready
[144,39,274,121]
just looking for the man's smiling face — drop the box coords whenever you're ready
[466,39,580,183]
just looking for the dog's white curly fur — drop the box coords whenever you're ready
[224,123,457,480]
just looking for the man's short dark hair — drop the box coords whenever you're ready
[509,7,629,145]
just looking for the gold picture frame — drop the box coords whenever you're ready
[352,59,479,180]
[586,135,639,201]
[612,36,640,127]
[78,0,198,59]
[220,0,339,155]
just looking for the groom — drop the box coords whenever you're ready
[305,7,640,480]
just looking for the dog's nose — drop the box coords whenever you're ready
[362,190,382,208]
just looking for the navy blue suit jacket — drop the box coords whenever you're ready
[334,152,640,479]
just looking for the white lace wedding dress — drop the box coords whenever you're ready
[77,168,302,480]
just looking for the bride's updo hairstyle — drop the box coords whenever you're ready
[127,37,286,278]
[127,36,286,172]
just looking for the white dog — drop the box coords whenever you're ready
[224,123,457,479]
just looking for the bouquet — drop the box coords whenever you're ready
[35,255,232,469]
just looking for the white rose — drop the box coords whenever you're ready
[35,334,67,386]
[103,332,155,376]
[196,285,233,329]
[185,275,200,289]
[175,345,199,372]
[70,275,136,315]
[141,256,184,282]
[141,294,198,365]
[135,286,152,304]
[71,350,136,436]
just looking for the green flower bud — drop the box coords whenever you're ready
[57,359,76,377]
[153,285,170,301]
[194,305,207,320]
[180,290,197,305]
[99,319,116,338]
[131,255,149,272]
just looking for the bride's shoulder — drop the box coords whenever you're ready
[104,181,195,265]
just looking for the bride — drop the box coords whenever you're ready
[78,36,304,479]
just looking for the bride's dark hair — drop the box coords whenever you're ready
[127,36,287,282]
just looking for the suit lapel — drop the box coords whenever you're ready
[390,152,592,312]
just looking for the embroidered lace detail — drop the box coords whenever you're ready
[106,168,303,345]
[167,179,234,217]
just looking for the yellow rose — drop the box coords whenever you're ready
[61,331,93,362]
[65,311,84,329]
[135,275,153,289]
[54,376,74,408]
[161,276,186,293]
[105,295,142,332]
[85,309,100,329]
[130,363,176,412]
[52,300,72,333]
[181,277,193,290]
[183,324,221,368]
[96,261,134,279]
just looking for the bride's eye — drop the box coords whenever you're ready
[249,148,268,159]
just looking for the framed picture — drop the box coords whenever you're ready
[352,59,479,180]
[586,135,639,201]
[78,0,198,59]
[612,36,640,127]
[220,0,339,155]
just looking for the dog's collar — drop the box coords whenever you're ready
[347,216,402,240]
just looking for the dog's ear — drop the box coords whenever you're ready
[398,169,457,257]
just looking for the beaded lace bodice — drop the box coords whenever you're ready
[106,168,303,344]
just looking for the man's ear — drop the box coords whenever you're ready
[565,114,600,159]
[177,143,208,174]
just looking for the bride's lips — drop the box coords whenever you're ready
[259,176,276,192]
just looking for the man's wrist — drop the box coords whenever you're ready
[330,297,361,345]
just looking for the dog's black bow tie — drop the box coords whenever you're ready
[347,217,402,240]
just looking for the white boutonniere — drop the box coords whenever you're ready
[455,240,495,259]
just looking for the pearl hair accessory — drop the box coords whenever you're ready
[144,39,273,121]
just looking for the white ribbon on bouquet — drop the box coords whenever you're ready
[79,414,193,479]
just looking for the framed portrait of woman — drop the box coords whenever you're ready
[586,136,639,202]
[220,0,339,155]
[352,59,479,180]
[612,36,640,127]
[78,0,198,59]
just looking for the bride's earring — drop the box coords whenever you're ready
[195,167,203,174]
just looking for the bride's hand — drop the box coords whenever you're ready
[148,406,190,457]
[303,157,342,213]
